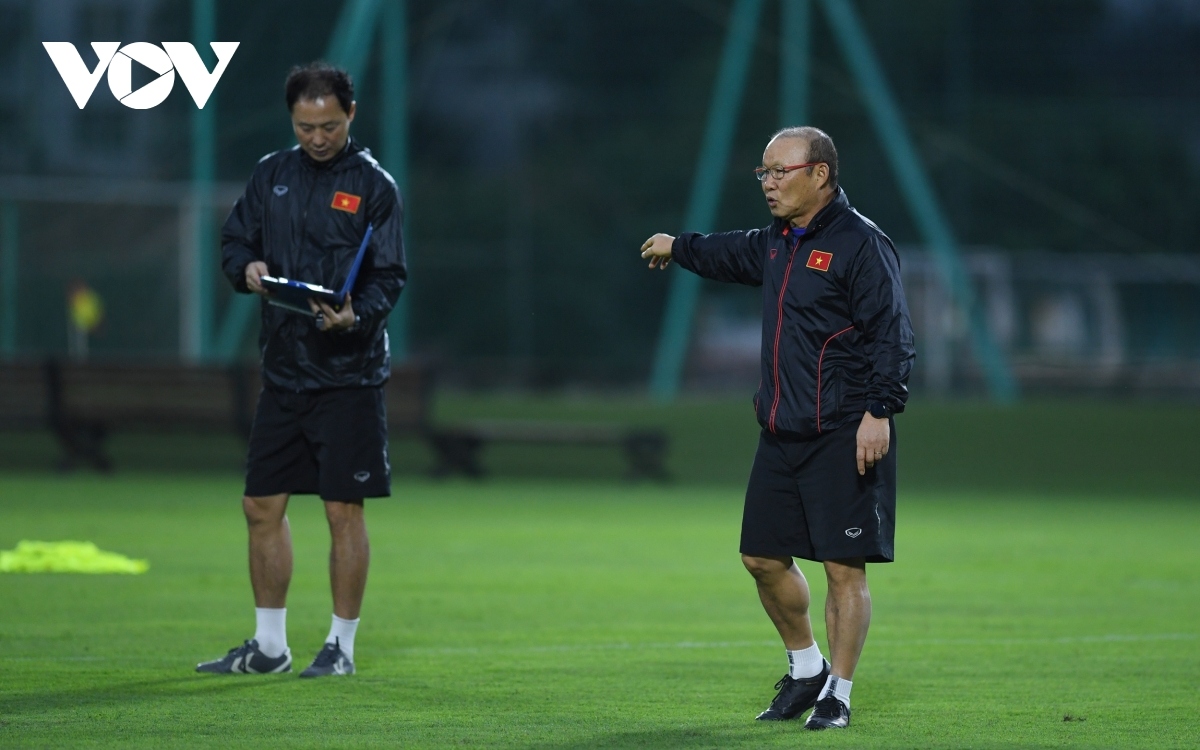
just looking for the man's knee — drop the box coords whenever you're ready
[243,494,287,527]
[823,557,867,592]
[323,500,365,532]
[742,554,792,581]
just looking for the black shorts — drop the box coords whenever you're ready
[740,420,896,563]
[244,386,391,502]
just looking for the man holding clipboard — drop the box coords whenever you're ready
[197,62,405,678]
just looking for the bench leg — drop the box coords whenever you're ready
[427,432,485,479]
[53,420,112,473]
[623,433,668,482]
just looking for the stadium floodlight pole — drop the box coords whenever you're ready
[187,0,216,363]
[211,0,385,362]
[325,0,383,84]
[780,0,811,127]
[649,0,766,401]
[381,0,410,361]
[817,0,1018,402]
[0,202,16,359]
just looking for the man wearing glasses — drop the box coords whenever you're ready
[640,127,914,730]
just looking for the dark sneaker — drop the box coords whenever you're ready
[804,693,851,730]
[299,638,355,678]
[195,639,291,674]
[755,659,831,720]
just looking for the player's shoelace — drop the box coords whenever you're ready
[810,694,843,718]
[310,640,341,667]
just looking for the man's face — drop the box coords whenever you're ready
[760,135,830,226]
[291,96,355,162]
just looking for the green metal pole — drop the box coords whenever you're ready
[326,0,382,79]
[650,0,766,401]
[211,0,383,362]
[191,0,216,362]
[818,0,1017,401]
[382,0,409,361]
[0,202,17,359]
[780,0,810,127]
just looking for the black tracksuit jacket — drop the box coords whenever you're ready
[221,138,406,393]
[672,188,915,439]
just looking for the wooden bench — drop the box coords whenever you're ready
[46,360,262,471]
[0,362,51,433]
[427,420,668,481]
[0,360,668,480]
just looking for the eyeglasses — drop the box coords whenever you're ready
[754,162,823,182]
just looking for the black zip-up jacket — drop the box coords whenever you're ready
[221,138,406,392]
[672,188,914,439]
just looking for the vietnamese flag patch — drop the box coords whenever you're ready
[806,249,833,271]
[331,191,362,214]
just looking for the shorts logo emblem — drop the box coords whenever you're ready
[353,471,370,482]
[770,248,778,260]
[273,185,288,196]
[845,527,862,538]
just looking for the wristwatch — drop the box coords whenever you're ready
[867,401,891,419]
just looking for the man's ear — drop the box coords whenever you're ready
[817,163,831,190]
[346,101,356,124]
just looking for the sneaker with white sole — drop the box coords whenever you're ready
[299,638,355,678]
[195,639,291,674]
[804,692,851,730]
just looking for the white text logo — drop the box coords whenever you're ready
[42,42,239,110]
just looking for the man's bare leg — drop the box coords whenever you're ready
[325,501,369,620]
[245,494,292,607]
[741,554,814,650]
[823,557,871,679]
[195,494,294,672]
[297,500,370,675]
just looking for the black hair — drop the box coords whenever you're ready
[772,126,839,190]
[285,62,354,114]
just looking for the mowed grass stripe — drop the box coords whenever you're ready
[0,475,1197,749]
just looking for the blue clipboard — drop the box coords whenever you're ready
[260,224,373,316]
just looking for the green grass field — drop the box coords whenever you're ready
[2,398,1198,748]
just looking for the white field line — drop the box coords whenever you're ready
[3,633,1195,663]
[383,632,1199,657]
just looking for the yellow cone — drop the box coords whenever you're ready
[0,540,149,574]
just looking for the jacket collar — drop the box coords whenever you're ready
[777,187,849,236]
[299,137,363,172]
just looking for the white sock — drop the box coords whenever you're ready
[253,607,288,658]
[326,614,359,661]
[787,643,825,679]
[819,675,853,708]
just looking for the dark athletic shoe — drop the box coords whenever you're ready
[195,639,292,674]
[299,638,355,678]
[755,659,831,720]
[804,693,851,730]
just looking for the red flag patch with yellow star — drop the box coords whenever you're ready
[331,191,362,213]
[806,249,833,271]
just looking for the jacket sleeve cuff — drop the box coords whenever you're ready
[671,234,698,273]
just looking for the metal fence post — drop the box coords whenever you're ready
[649,0,766,401]
[1,202,17,359]
[188,0,216,362]
[382,0,409,361]
[818,0,1017,401]
[780,0,810,127]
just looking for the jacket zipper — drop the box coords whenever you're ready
[768,236,802,434]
